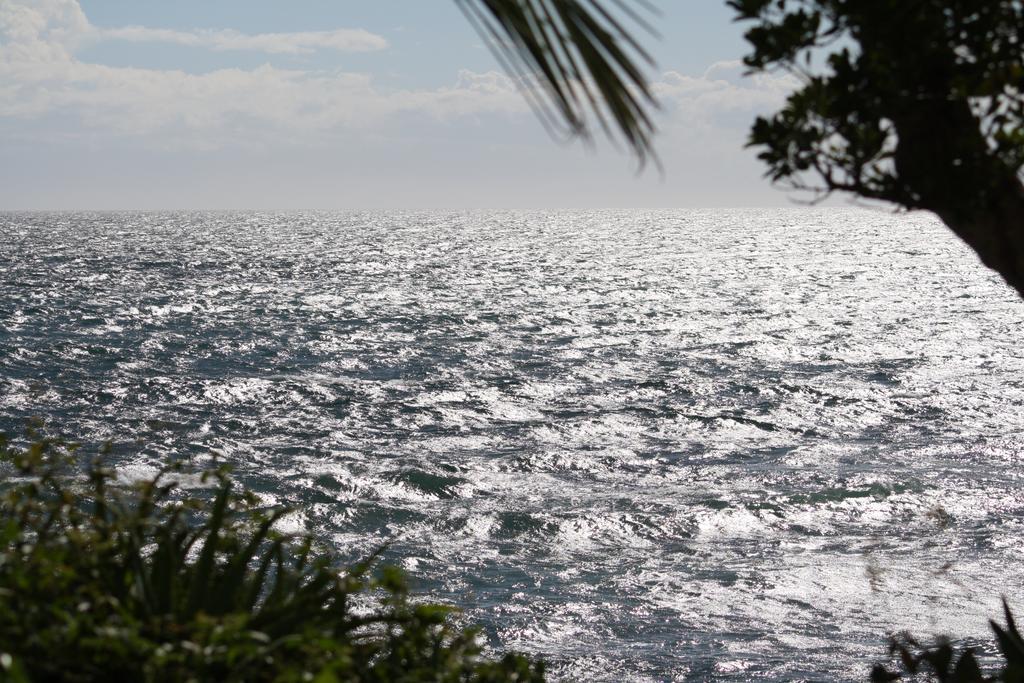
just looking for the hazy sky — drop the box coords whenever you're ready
[0,1,809,209]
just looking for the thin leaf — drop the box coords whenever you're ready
[184,481,231,616]
[457,0,659,165]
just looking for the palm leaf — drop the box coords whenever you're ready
[457,0,660,166]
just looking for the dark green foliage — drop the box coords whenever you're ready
[871,600,1024,683]
[0,434,544,682]
[729,0,1024,205]
[457,0,658,166]
[730,0,1024,296]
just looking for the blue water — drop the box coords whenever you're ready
[2,209,1023,681]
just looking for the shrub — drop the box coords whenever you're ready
[0,433,544,682]
[871,601,1024,683]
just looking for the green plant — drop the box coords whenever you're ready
[0,433,544,682]
[871,600,1024,682]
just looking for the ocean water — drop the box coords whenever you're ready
[2,209,1023,681]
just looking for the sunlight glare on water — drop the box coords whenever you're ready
[2,209,1024,681]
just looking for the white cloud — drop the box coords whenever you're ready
[0,0,88,61]
[100,26,388,55]
[0,0,387,56]
[0,0,525,145]
[0,0,798,158]
[654,61,799,128]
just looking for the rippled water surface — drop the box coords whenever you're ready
[3,209,1024,680]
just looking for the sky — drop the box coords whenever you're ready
[0,0,809,209]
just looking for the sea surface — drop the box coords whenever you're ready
[2,209,1023,681]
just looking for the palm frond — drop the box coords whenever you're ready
[457,0,660,166]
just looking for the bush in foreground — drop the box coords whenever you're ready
[0,434,544,682]
[871,602,1024,683]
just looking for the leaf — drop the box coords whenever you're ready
[457,0,659,165]
[870,663,901,682]
[184,481,231,616]
[951,649,984,683]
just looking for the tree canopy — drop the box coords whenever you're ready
[733,0,1024,296]
[467,0,1024,298]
